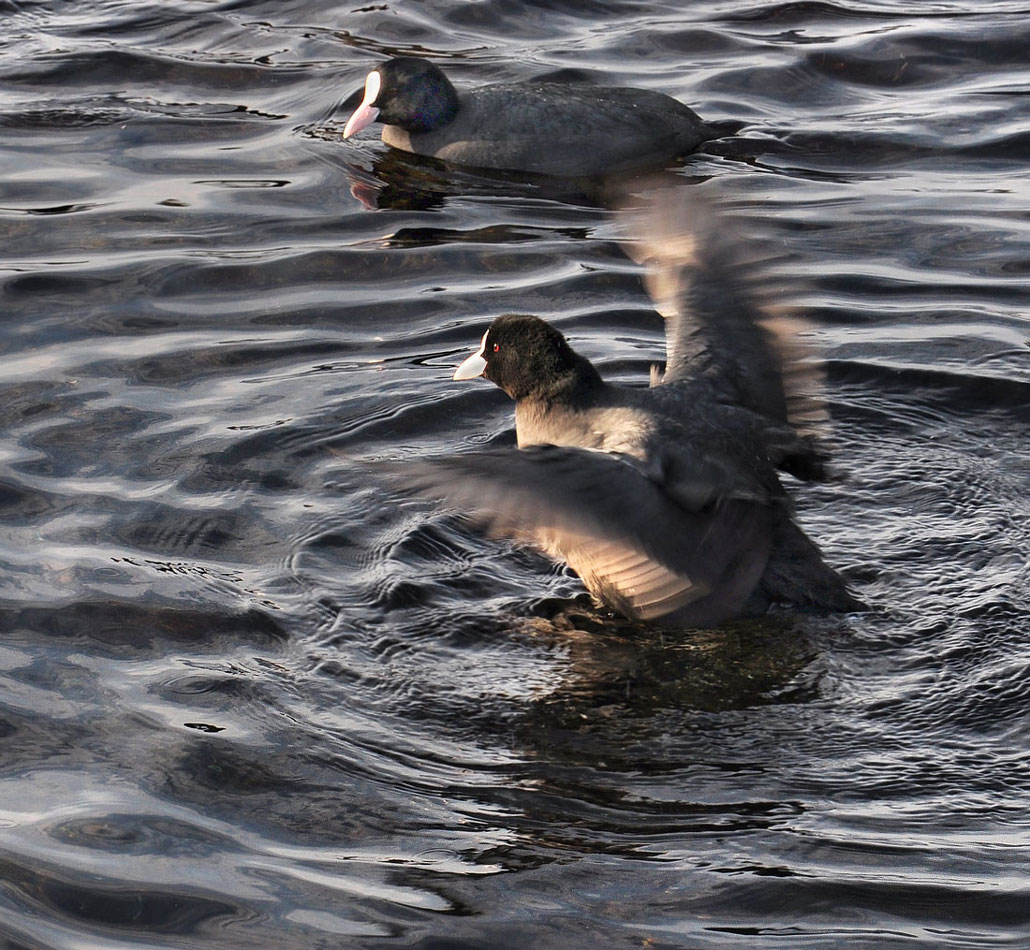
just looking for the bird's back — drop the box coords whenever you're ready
[387,83,713,176]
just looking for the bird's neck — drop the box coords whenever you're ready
[519,352,604,404]
[513,359,610,448]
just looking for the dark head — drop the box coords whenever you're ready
[343,57,460,137]
[453,314,601,401]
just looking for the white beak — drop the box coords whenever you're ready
[343,69,382,138]
[453,330,489,380]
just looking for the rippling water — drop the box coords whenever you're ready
[2,1,1029,947]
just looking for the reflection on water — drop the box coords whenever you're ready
[1,0,1029,947]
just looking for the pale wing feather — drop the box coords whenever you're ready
[549,533,707,621]
[619,184,827,440]
[390,445,770,623]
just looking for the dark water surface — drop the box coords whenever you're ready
[2,1,1029,947]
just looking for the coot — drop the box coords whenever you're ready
[343,57,715,177]
[399,188,863,628]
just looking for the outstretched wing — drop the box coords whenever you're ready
[390,445,772,624]
[619,184,826,443]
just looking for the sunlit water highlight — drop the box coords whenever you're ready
[1,1,1028,947]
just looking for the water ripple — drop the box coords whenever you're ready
[0,1,1028,947]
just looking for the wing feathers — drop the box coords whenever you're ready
[388,445,772,625]
[618,184,827,443]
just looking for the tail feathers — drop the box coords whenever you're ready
[758,510,865,613]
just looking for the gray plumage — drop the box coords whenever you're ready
[343,57,714,177]
[394,188,863,628]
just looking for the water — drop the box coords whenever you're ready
[1,1,1029,947]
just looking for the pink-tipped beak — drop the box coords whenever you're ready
[343,102,380,138]
[343,69,382,138]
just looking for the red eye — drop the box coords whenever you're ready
[493,344,500,352]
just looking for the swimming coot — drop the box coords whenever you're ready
[342,57,715,177]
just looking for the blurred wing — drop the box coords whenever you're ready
[619,184,826,441]
[390,445,771,622]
